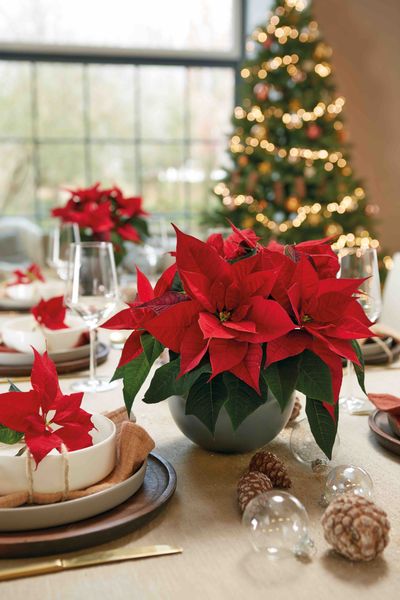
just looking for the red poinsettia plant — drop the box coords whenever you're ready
[52,183,149,265]
[103,224,372,458]
[0,350,93,466]
[31,295,69,330]
[7,263,45,286]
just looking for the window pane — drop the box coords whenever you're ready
[140,67,185,140]
[90,144,137,192]
[0,144,34,215]
[188,143,227,213]
[89,65,135,139]
[38,144,86,214]
[37,64,84,139]
[141,144,185,214]
[188,68,235,141]
[0,0,235,52]
[0,62,32,138]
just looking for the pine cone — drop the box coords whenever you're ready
[322,493,390,561]
[287,398,302,425]
[237,471,273,513]
[249,450,292,488]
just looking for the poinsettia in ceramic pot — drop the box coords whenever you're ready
[103,224,372,455]
[52,183,149,265]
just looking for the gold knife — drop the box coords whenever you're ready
[0,545,182,581]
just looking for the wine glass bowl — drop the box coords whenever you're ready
[65,242,119,393]
[47,223,80,281]
[339,247,382,323]
[339,247,381,412]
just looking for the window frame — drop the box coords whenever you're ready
[0,0,247,225]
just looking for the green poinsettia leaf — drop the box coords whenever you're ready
[0,424,24,445]
[144,358,211,404]
[129,217,149,239]
[111,334,163,415]
[296,351,334,405]
[261,355,300,411]
[223,373,266,431]
[351,340,367,395]
[185,373,228,435]
[305,396,338,459]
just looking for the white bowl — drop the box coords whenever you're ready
[5,283,40,302]
[0,414,116,495]
[2,314,88,354]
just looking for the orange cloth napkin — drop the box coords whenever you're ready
[0,409,154,509]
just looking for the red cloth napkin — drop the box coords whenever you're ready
[368,393,400,416]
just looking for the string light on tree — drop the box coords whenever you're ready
[207,0,379,254]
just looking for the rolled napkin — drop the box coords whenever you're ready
[0,414,155,509]
[368,393,400,416]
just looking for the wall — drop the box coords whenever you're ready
[314,0,400,253]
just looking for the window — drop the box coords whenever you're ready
[0,0,244,228]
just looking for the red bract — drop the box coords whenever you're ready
[102,264,184,367]
[0,350,93,466]
[52,183,148,251]
[8,263,45,286]
[267,237,339,279]
[266,256,372,400]
[145,227,295,392]
[207,223,260,261]
[31,295,69,330]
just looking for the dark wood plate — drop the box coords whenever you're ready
[0,452,177,558]
[0,343,109,376]
[368,409,400,456]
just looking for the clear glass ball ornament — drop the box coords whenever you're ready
[242,491,316,559]
[290,418,340,472]
[320,464,374,506]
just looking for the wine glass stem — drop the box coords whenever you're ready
[89,327,97,384]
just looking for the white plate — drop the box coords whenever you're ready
[0,343,90,366]
[0,295,36,310]
[0,461,147,531]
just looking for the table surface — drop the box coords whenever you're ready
[0,330,399,600]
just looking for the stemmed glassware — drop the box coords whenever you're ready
[339,247,382,413]
[47,223,80,281]
[65,242,120,392]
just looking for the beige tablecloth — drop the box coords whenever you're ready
[0,336,399,599]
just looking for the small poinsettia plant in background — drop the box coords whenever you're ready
[0,350,93,466]
[7,263,45,286]
[31,295,69,330]
[52,182,149,265]
[103,224,372,458]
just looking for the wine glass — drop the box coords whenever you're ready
[339,247,382,413]
[47,223,80,281]
[65,242,120,392]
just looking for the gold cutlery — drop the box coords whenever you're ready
[0,544,182,581]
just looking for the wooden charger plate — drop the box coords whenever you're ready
[0,452,177,558]
[368,409,400,456]
[0,343,109,377]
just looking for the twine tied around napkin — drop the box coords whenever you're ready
[0,408,155,509]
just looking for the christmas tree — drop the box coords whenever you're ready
[208,0,379,253]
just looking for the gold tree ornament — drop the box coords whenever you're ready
[258,161,272,175]
[286,196,300,211]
